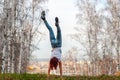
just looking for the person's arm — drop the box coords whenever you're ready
[48,63,51,77]
[59,61,62,78]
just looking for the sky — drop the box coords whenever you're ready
[32,0,81,59]
[46,0,78,35]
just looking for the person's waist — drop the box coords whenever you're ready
[53,47,61,50]
[52,45,61,48]
[51,47,61,51]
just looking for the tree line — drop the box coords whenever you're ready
[0,0,47,73]
[70,0,120,75]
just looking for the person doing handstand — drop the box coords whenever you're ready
[41,11,62,78]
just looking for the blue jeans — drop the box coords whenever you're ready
[44,20,62,48]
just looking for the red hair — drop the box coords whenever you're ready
[50,57,59,70]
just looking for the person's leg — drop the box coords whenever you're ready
[59,61,62,78]
[44,20,56,42]
[41,11,56,47]
[55,17,62,47]
[56,25,62,45]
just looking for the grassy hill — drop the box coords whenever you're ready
[0,74,120,80]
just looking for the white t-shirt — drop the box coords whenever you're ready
[51,47,62,61]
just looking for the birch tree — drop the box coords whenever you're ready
[73,0,120,75]
[0,0,47,73]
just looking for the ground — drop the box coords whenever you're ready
[0,74,120,80]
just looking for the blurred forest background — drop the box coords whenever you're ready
[0,0,120,76]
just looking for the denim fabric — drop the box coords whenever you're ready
[44,20,62,48]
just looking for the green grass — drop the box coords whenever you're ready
[0,74,120,80]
